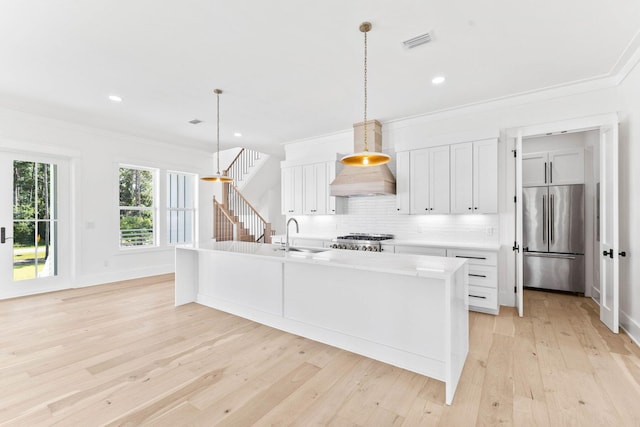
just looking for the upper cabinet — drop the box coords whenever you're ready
[395,151,410,214]
[281,166,303,215]
[409,146,450,214]
[522,148,584,187]
[450,139,498,214]
[282,161,336,216]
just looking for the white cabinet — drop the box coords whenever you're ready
[282,161,337,215]
[522,148,584,187]
[281,166,302,215]
[395,151,410,214]
[450,139,498,214]
[447,248,499,314]
[410,146,450,214]
[303,163,327,215]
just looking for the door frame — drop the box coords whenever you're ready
[508,113,618,324]
[0,148,76,299]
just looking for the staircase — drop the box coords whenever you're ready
[213,148,275,243]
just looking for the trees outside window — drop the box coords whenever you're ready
[119,166,156,247]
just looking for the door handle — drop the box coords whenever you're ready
[603,249,613,258]
[544,162,547,184]
[542,195,546,243]
[550,161,553,183]
[1,227,12,244]
[550,194,554,243]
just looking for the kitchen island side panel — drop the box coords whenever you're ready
[284,263,446,361]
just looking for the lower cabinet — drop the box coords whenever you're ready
[385,244,499,315]
[447,249,499,314]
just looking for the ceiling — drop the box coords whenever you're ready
[1,0,639,156]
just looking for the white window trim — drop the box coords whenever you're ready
[118,164,159,250]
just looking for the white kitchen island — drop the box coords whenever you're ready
[175,241,469,405]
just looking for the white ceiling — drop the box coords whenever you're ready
[1,0,639,155]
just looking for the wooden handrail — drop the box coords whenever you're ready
[223,148,245,175]
[228,183,269,224]
[213,198,236,223]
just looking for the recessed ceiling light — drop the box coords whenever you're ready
[432,76,445,85]
[108,95,123,102]
[234,132,242,137]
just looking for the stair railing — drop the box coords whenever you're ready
[213,197,236,241]
[227,184,272,243]
[224,148,261,184]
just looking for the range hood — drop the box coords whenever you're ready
[330,120,396,197]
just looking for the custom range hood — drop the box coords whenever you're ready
[330,120,396,197]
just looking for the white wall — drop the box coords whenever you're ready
[617,60,640,343]
[0,106,215,290]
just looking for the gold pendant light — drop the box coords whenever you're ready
[202,89,234,183]
[341,22,390,167]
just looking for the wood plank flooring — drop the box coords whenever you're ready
[1,275,639,426]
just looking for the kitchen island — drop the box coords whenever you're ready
[175,241,469,405]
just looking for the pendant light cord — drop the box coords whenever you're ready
[363,28,368,153]
[216,90,221,175]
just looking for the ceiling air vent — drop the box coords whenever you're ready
[188,119,202,125]
[403,32,433,49]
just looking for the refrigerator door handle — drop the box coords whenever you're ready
[542,195,546,243]
[550,193,554,243]
[544,162,547,184]
[525,253,578,260]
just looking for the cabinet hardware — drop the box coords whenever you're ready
[474,207,478,210]
[430,208,433,211]
[469,294,487,299]
[619,251,627,257]
[469,274,487,278]
[468,207,472,210]
[455,255,486,260]
[550,161,553,183]
[603,249,613,258]
[544,162,547,184]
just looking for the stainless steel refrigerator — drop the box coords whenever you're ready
[523,184,585,293]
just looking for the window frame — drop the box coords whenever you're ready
[166,170,197,247]
[118,164,159,250]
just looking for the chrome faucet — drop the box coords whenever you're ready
[285,217,299,252]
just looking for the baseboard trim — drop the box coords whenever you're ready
[620,309,640,347]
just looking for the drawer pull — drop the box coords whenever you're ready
[469,273,487,278]
[456,255,487,260]
[469,294,487,299]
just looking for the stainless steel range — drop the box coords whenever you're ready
[329,233,393,252]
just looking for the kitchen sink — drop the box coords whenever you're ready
[274,246,329,254]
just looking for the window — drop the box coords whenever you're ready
[167,171,195,245]
[12,160,58,280]
[119,166,156,248]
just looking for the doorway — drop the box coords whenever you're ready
[0,151,71,299]
[511,113,620,333]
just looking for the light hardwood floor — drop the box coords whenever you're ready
[1,275,639,426]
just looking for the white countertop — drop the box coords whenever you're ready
[386,239,501,251]
[186,241,467,279]
[273,234,501,251]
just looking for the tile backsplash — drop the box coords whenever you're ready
[291,195,500,243]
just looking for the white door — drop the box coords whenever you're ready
[410,148,430,213]
[515,133,524,317]
[429,146,450,214]
[0,151,70,299]
[450,142,473,213]
[599,124,619,333]
[522,152,548,186]
[473,139,498,213]
[395,151,410,214]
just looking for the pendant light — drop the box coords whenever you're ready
[341,22,390,167]
[202,89,233,183]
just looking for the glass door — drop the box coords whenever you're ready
[0,152,68,298]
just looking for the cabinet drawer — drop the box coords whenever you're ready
[395,245,446,257]
[468,265,497,288]
[468,285,498,312]
[448,249,497,266]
